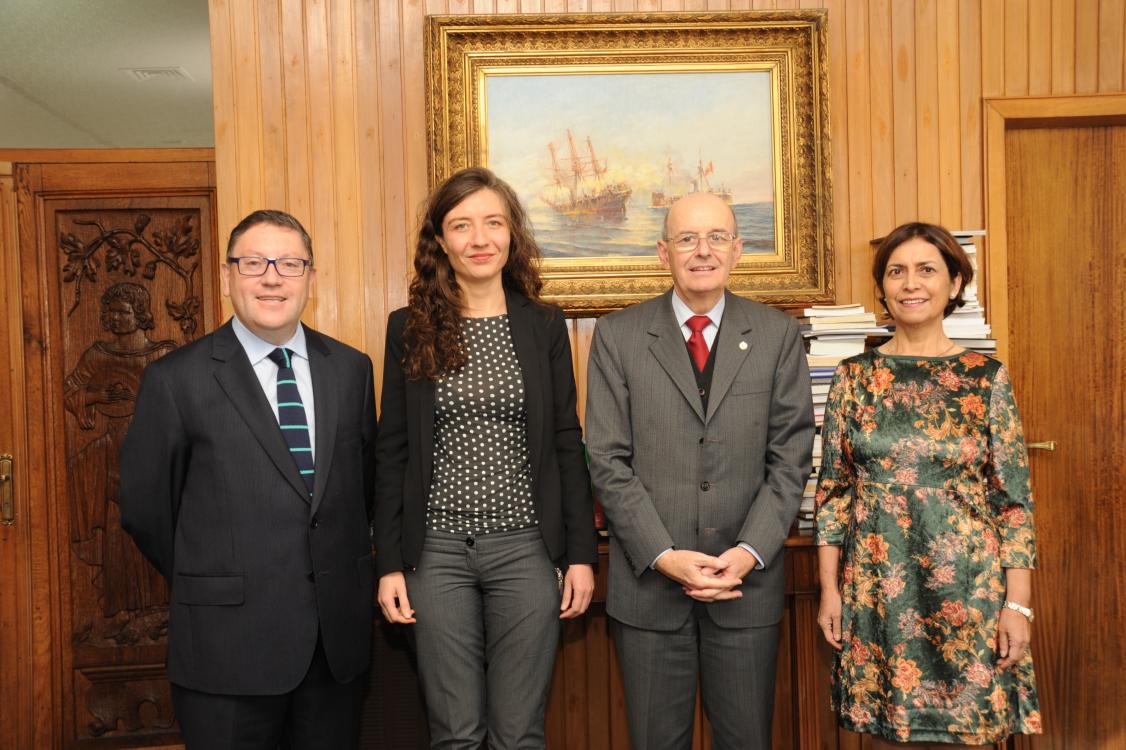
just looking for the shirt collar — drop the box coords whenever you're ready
[230,315,309,366]
[670,290,726,331]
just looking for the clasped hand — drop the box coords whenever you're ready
[655,548,755,602]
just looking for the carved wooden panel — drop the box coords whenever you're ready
[53,201,214,744]
[14,159,217,748]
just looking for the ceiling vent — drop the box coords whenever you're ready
[121,66,195,82]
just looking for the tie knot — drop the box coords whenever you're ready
[686,315,711,335]
[268,347,294,368]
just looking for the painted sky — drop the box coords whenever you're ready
[485,71,775,208]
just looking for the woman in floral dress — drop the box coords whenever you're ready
[814,222,1041,747]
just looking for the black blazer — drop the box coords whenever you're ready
[373,289,596,578]
[120,321,377,694]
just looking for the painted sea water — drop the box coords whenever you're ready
[529,200,775,259]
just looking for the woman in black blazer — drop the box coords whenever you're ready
[374,167,597,749]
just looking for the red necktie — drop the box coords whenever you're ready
[686,315,710,372]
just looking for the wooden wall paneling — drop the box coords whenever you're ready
[803,0,851,304]
[982,101,1010,361]
[207,0,239,257]
[890,0,918,226]
[959,0,984,229]
[400,0,430,316]
[1027,0,1052,96]
[331,0,366,350]
[359,0,388,365]
[256,0,288,210]
[1051,0,1077,95]
[936,0,963,227]
[1075,0,1100,92]
[1099,0,1126,91]
[0,163,34,749]
[571,318,596,426]
[302,0,337,335]
[1003,0,1029,96]
[913,0,940,223]
[280,1,314,234]
[981,0,1005,98]
[845,0,875,309]
[867,0,895,238]
[233,0,267,213]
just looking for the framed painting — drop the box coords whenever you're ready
[426,11,833,314]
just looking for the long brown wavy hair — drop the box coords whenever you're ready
[402,167,544,381]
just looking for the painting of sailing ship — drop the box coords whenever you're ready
[544,129,632,218]
[650,155,733,208]
[485,70,776,259]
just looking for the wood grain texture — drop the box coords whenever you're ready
[1004,120,1126,750]
[0,164,34,750]
[198,5,1126,745]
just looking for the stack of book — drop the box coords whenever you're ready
[802,303,891,365]
[797,303,889,531]
[942,230,995,353]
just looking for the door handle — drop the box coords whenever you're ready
[1027,441,1056,451]
[0,453,13,525]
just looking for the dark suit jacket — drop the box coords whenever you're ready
[586,290,814,630]
[373,289,596,578]
[120,320,377,695]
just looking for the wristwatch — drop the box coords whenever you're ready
[1003,600,1034,622]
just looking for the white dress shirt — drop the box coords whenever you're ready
[231,315,316,462]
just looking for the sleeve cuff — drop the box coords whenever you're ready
[738,542,764,570]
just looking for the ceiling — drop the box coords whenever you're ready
[0,0,213,148]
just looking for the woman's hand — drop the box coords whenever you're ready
[559,564,595,619]
[817,586,843,650]
[377,572,416,624]
[996,607,1031,670]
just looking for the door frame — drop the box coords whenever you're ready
[982,94,1126,362]
[0,148,213,749]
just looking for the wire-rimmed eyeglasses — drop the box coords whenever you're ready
[668,231,738,253]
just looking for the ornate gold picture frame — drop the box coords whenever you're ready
[426,11,833,314]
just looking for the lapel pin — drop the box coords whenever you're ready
[739,341,748,350]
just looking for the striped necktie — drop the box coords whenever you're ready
[268,347,314,496]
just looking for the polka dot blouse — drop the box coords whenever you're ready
[427,315,536,535]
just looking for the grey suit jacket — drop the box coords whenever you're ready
[120,320,378,694]
[586,290,813,630]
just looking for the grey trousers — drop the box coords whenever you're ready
[611,611,780,750]
[407,527,562,750]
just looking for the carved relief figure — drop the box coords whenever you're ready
[64,282,176,616]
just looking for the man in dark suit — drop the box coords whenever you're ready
[120,209,377,749]
[586,192,814,750]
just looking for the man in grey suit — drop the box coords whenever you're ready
[120,210,377,749]
[586,192,814,750]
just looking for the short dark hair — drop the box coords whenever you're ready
[872,222,974,318]
[226,209,313,262]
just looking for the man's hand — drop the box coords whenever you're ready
[655,549,742,601]
[559,564,595,619]
[376,572,416,624]
[681,546,757,602]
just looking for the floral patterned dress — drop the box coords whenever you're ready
[814,349,1041,744]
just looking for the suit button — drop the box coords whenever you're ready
[306,571,315,582]
[465,537,475,547]
[698,437,704,445]
[309,517,319,529]
[700,481,711,491]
